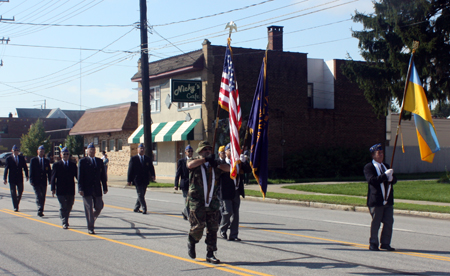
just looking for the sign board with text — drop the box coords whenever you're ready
[170,79,202,103]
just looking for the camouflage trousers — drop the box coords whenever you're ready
[188,206,219,252]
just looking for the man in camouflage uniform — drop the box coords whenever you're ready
[186,140,225,264]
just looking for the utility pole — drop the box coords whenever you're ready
[140,0,152,159]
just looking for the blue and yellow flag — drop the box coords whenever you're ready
[248,57,269,197]
[403,59,440,163]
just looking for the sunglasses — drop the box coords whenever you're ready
[63,153,70,156]
[187,150,193,153]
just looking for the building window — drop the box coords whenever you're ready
[101,140,107,152]
[93,136,99,145]
[150,86,161,112]
[152,143,158,165]
[307,83,314,108]
[84,137,88,147]
[178,102,200,109]
[117,139,123,151]
[109,139,115,152]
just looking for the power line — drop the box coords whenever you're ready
[0,21,136,27]
[152,0,275,27]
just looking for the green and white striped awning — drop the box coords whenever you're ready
[128,119,201,144]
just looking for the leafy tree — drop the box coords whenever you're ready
[20,119,51,157]
[431,101,450,117]
[342,0,450,116]
[65,135,84,156]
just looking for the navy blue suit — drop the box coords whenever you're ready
[127,154,155,212]
[78,156,107,231]
[51,160,78,226]
[30,156,51,213]
[175,157,190,217]
[3,154,28,211]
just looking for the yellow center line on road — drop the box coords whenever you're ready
[3,187,449,264]
[0,209,271,276]
[240,226,450,262]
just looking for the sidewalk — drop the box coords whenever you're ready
[2,167,449,219]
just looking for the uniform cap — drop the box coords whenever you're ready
[185,145,193,151]
[225,143,231,151]
[218,146,225,153]
[370,143,382,152]
[138,143,145,148]
[61,147,69,153]
[196,141,212,153]
[12,145,19,150]
[87,143,95,149]
[38,145,45,150]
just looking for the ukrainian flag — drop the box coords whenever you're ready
[403,60,440,163]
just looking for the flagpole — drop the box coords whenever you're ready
[390,41,419,168]
[206,22,237,205]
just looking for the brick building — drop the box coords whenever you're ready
[0,115,67,152]
[70,102,138,176]
[128,26,386,179]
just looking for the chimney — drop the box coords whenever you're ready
[267,26,283,51]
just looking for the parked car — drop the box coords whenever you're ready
[0,152,12,166]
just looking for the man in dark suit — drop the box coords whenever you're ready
[78,143,108,234]
[29,145,52,217]
[364,143,397,251]
[217,143,251,242]
[127,143,155,214]
[174,144,193,220]
[3,145,28,212]
[51,147,77,229]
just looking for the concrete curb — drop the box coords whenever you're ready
[242,196,450,220]
[108,183,450,220]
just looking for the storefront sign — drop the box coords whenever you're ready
[171,79,202,103]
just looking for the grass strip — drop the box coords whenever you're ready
[148,182,173,188]
[244,190,450,214]
[284,181,450,203]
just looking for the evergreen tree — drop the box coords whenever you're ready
[431,101,450,117]
[65,135,84,156]
[342,0,450,116]
[20,119,51,157]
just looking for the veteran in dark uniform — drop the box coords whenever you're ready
[78,143,108,234]
[186,141,229,264]
[3,145,28,212]
[218,143,251,241]
[127,143,155,214]
[51,147,78,229]
[29,145,52,217]
[364,143,397,251]
[174,144,193,220]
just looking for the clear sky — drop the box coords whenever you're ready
[0,0,374,116]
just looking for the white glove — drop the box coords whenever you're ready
[240,154,247,163]
[385,169,393,178]
[388,175,393,182]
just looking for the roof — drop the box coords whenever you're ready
[69,102,137,135]
[16,108,85,125]
[131,49,203,81]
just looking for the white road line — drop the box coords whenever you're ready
[322,220,413,232]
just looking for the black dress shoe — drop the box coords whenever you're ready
[380,244,395,251]
[142,211,147,214]
[38,212,44,217]
[369,244,380,251]
[134,209,142,213]
[187,242,196,259]
[182,213,188,220]
[63,224,68,229]
[88,230,95,235]
[14,208,18,212]
[220,232,227,240]
[206,252,220,264]
[228,237,241,242]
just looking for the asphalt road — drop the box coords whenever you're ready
[1,184,449,276]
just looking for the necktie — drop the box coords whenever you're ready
[92,157,96,167]
[15,156,18,165]
[40,158,43,170]
[140,155,144,165]
[65,161,68,168]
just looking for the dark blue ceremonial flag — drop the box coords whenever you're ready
[248,57,269,198]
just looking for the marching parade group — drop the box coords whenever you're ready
[3,140,397,264]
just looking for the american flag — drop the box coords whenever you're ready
[218,46,242,180]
